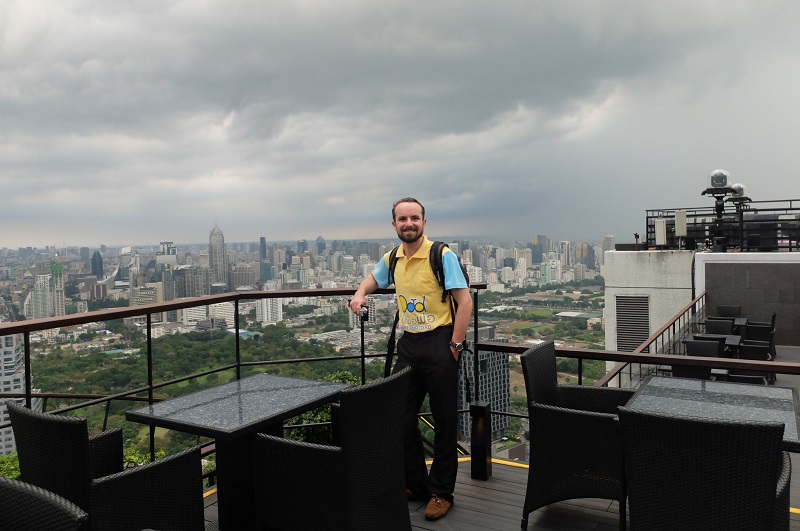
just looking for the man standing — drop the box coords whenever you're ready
[349,197,472,520]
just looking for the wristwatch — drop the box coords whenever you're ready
[449,341,464,352]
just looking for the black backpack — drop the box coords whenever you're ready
[384,241,469,377]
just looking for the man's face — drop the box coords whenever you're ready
[392,201,426,244]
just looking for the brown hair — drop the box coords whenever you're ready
[392,197,425,220]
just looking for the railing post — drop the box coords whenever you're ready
[471,289,479,402]
[23,331,32,409]
[469,288,492,480]
[146,312,155,461]
[359,307,367,384]
[470,400,492,480]
[234,299,241,380]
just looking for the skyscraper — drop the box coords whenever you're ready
[209,224,227,290]
[32,274,52,319]
[91,250,104,278]
[79,246,90,265]
[0,332,36,455]
[51,263,65,317]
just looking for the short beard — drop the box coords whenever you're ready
[397,228,422,244]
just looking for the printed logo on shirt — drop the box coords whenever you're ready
[399,294,427,313]
[398,293,435,331]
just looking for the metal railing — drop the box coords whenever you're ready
[4,283,800,481]
[645,198,800,251]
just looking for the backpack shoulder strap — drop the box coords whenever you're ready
[429,241,448,302]
[384,310,400,377]
[385,245,401,377]
[387,245,400,285]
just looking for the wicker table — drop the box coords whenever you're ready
[626,376,800,451]
[127,374,349,530]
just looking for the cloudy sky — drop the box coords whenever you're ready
[3,1,800,249]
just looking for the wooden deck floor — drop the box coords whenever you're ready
[202,346,800,530]
[202,456,800,530]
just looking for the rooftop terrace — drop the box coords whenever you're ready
[3,264,800,529]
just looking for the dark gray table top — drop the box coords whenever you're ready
[627,376,800,445]
[692,333,741,347]
[126,373,349,440]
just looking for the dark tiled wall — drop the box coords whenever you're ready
[705,263,800,346]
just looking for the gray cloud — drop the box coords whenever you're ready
[2,1,800,248]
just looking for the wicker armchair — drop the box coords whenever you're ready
[253,367,412,531]
[618,406,790,530]
[673,340,718,380]
[733,341,775,384]
[7,402,211,530]
[716,304,742,317]
[705,317,734,335]
[0,475,89,530]
[520,341,633,530]
[745,323,777,360]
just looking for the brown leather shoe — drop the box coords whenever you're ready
[424,494,452,520]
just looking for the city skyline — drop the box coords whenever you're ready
[4,3,800,249]
[1,230,608,253]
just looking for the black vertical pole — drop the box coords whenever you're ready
[472,289,479,402]
[360,306,368,384]
[146,313,155,461]
[234,299,241,380]
[23,332,32,409]
[469,287,491,480]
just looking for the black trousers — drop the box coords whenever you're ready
[393,325,459,500]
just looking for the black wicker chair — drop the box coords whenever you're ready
[673,340,718,380]
[520,340,633,530]
[705,317,734,335]
[745,323,777,361]
[7,402,211,530]
[253,367,412,531]
[693,333,730,356]
[716,304,742,317]
[749,312,777,330]
[733,341,775,384]
[618,406,790,531]
[0,475,89,530]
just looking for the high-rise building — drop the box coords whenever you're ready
[32,274,52,319]
[158,242,176,257]
[91,250,104,278]
[458,326,510,441]
[209,302,235,328]
[0,332,35,456]
[209,224,227,290]
[51,263,65,317]
[316,236,326,255]
[174,265,211,298]
[259,237,267,260]
[256,285,284,325]
[559,241,572,269]
[228,263,257,290]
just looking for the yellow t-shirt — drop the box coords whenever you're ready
[385,237,454,333]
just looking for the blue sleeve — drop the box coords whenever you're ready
[372,255,390,288]
[442,251,468,289]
